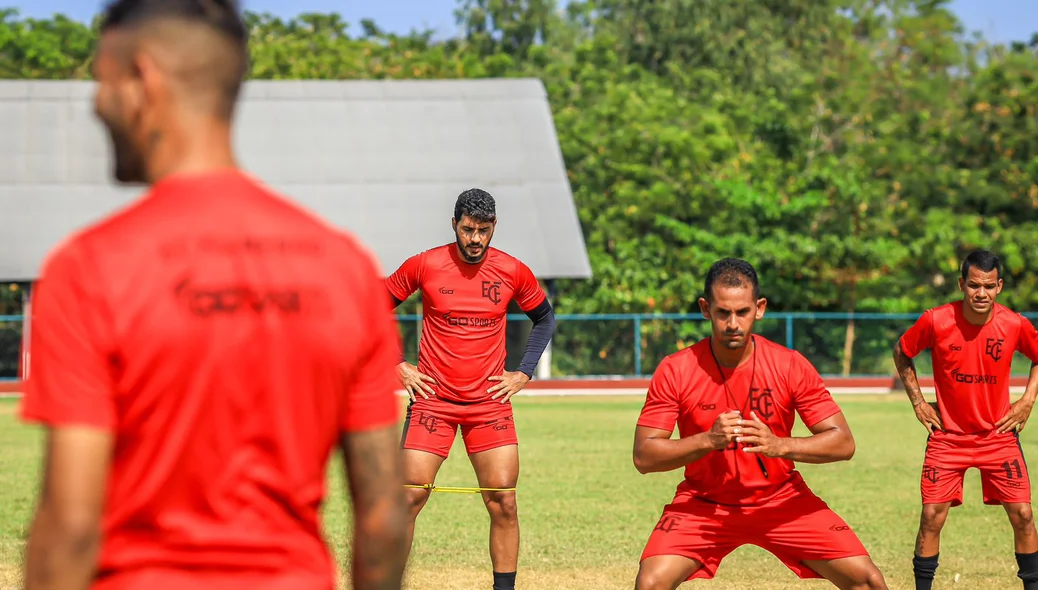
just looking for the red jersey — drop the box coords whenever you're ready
[899,301,1038,434]
[20,170,401,589]
[637,337,842,505]
[386,244,546,403]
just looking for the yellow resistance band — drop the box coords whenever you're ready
[404,483,516,494]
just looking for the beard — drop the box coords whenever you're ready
[456,236,488,263]
[108,125,147,184]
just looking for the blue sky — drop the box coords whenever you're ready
[5,0,1036,45]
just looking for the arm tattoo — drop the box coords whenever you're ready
[342,427,408,590]
[893,342,926,407]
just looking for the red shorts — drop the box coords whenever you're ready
[921,430,1031,506]
[401,396,517,458]
[641,478,869,580]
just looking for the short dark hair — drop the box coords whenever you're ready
[961,249,1003,281]
[101,0,247,39]
[454,188,497,223]
[100,0,249,119]
[704,258,760,301]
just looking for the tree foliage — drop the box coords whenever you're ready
[2,1,1037,375]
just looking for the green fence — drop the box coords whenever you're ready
[3,312,1037,380]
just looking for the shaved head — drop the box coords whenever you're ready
[100,0,249,119]
[93,0,249,183]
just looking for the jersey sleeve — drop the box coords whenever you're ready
[789,351,841,429]
[637,358,681,433]
[341,252,403,432]
[512,260,547,312]
[899,309,935,358]
[385,252,423,303]
[1016,315,1038,364]
[20,243,118,430]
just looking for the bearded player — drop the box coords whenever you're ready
[633,258,887,590]
[385,188,555,590]
[19,1,407,589]
[894,249,1038,590]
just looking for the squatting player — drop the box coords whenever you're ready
[633,258,887,590]
[386,188,556,590]
[894,249,1038,590]
[19,1,408,589]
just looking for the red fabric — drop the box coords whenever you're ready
[401,397,517,458]
[641,475,869,580]
[900,301,1038,434]
[385,244,546,402]
[637,336,842,505]
[21,170,401,588]
[921,431,1031,506]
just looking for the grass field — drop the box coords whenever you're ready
[1,395,1034,590]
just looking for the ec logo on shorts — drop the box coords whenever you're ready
[482,281,503,305]
[923,465,938,484]
[986,338,1005,362]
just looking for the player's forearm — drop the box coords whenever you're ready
[24,508,100,590]
[351,500,408,590]
[518,303,556,377]
[343,427,408,590]
[1023,363,1038,403]
[634,432,716,474]
[893,343,926,407]
[777,427,855,464]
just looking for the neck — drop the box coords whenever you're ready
[962,302,994,326]
[712,335,754,368]
[145,115,238,185]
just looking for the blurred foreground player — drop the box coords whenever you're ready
[19,1,407,589]
[632,258,887,590]
[386,188,556,590]
[894,249,1038,590]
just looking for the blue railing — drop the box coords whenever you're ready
[395,311,1038,377]
[4,312,1038,379]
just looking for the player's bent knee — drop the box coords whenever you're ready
[485,491,519,522]
[919,504,949,532]
[404,488,432,513]
[1008,503,1035,529]
[861,566,888,590]
[633,568,678,590]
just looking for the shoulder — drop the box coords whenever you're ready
[755,336,799,365]
[486,248,525,271]
[420,244,455,264]
[994,303,1031,330]
[393,244,452,273]
[38,190,158,280]
[656,340,709,379]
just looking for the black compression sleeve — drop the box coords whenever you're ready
[518,299,555,378]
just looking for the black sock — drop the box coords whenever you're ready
[913,553,939,590]
[1016,551,1038,589]
[493,571,516,590]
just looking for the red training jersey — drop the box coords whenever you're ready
[637,336,843,505]
[899,301,1038,435]
[20,170,402,590]
[386,244,546,403]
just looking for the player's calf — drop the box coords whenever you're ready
[1005,503,1038,590]
[915,502,950,557]
[912,504,949,590]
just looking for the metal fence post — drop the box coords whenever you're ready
[634,316,643,376]
[785,314,794,350]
